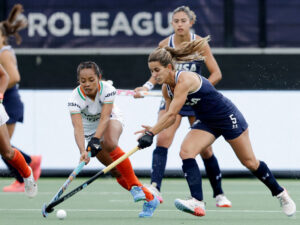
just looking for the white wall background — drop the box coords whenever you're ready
[1,90,299,171]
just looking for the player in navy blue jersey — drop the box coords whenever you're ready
[0,4,42,192]
[136,40,296,217]
[0,64,37,197]
[134,6,231,207]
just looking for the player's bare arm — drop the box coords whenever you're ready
[0,50,21,89]
[0,64,9,94]
[150,76,190,135]
[71,113,89,163]
[202,45,222,85]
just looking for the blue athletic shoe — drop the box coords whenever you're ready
[139,195,160,218]
[130,186,146,202]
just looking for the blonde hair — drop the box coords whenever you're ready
[0,4,27,45]
[148,36,210,68]
[172,6,196,24]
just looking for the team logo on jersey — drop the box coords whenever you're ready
[193,119,201,126]
[175,63,197,72]
[105,91,116,98]
[68,102,81,109]
[185,98,201,106]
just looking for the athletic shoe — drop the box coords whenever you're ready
[29,155,42,181]
[130,186,146,202]
[216,194,232,207]
[24,167,38,198]
[3,180,25,192]
[144,183,164,203]
[174,197,206,217]
[139,195,160,218]
[277,189,296,217]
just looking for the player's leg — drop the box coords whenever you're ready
[102,120,150,200]
[0,123,37,197]
[2,123,42,191]
[96,147,128,190]
[227,128,296,216]
[7,122,43,179]
[150,110,182,191]
[175,129,216,217]
[187,116,231,207]
[200,145,232,207]
[103,119,159,217]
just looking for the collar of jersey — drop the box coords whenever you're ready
[77,81,102,101]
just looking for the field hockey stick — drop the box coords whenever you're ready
[42,146,140,217]
[42,151,91,217]
[117,89,162,97]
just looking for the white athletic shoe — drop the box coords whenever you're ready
[145,183,164,203]
[174,197,206,217]
[216,194,232,207]
[24,167,38,198]
[276,189,296,217]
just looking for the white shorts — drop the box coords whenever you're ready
[0,104,9,126]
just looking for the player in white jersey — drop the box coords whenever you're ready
[0,64,37,198]
[68,61,159,218]
[68,77,124,140]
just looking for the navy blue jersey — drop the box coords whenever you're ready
[168,33,203,75]
[166,71,248,139]
[159,33,203,116]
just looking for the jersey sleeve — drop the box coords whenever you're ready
[68,88,85,114]
[102,82,117,104]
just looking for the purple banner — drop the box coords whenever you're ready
[4,0,300,48]
[4,0,224,48]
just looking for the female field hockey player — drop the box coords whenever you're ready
[134,6,231,207]
[0,4,42,192]
[136,41,296,217]
[0,64,37,197]
[68,61,159,218]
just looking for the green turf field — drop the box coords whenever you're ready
[0,177,299,225]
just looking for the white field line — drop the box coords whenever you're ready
[0,191,283,195]
[0,208,299,214]
[1,190,299,196]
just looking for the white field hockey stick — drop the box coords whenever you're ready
[41,146,140,217]
[116,89,162,97]
[42,151,91,217]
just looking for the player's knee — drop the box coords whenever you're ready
[179,148,192,159]
[1,148,14,160]
[200,146,213,159]
[156,133,173,147]
[102,141,118,152]
[242,158,259,171]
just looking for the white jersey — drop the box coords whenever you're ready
[0,104,9,126]
[68,81,123,140]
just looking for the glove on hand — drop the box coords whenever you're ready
[138,131,154,149]
[87,137,102,157]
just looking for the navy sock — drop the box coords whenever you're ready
[203,154,223,197]
[151,146,168,191]
[182,158,203,201]
[2,148,31,183]
[252,161,284,196]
